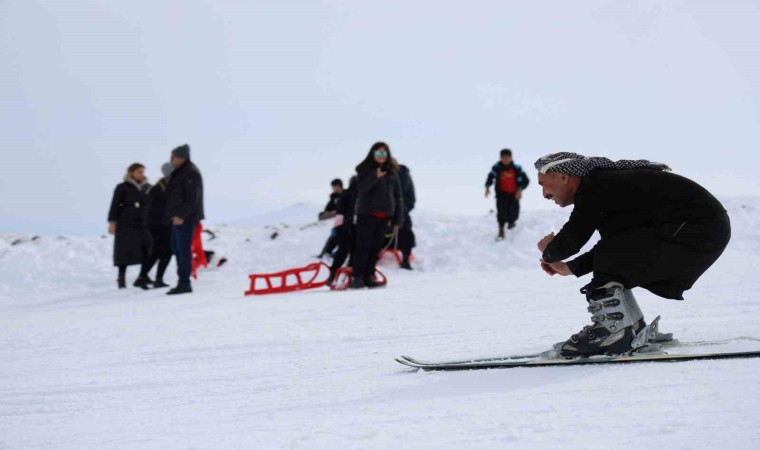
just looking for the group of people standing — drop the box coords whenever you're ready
[108,144,204,295]
[318,142,417,289]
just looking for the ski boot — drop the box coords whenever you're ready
[560,282,646,357]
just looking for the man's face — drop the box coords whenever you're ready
[538,172,575,207]
[500,155,513,165]
[331,185,343,194]
[170,154,184,168]
[131,167,147,183]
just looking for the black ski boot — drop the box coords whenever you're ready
[133,276,153,290]
[560,282,646,357]
[167,284,192,295]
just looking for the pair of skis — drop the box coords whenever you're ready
[396,349,760,371]
[396,335,760,371]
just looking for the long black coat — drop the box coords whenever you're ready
[108,179,152,266]
[355,166,403,226]
[165,161,205,224]
[146,178,172,259]
[543,169,730,299]
[397,165,416,230]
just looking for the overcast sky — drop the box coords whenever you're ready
[1,0,759,235]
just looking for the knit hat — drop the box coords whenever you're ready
[534,152,670,177]
[172,144,191,160]
[161,162,175,177]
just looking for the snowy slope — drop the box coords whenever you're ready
[1,198,759,449]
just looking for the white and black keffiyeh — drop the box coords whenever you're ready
[534,152,671,177]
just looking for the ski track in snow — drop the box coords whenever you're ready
[1,199,759,449]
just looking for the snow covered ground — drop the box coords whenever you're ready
[2,199,759,449]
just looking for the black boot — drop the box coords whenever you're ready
[118,276,126,289]
[364,277,385,289]
[167,284,192,295]
[152,279,170,288]
[133,276,153,290]
[507,222,516,230]
[400,255,413,270]
[348,277,366,289]
[496,224,506,241]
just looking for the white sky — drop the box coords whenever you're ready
[1,0,759,235]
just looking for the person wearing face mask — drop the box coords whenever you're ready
[535,152,730,357]
[108,163,153,289]
[350,142,404,289]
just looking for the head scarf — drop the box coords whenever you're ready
[534,152,670,177]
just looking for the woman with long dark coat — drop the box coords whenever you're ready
[108,163,153,289]
[350,142,403,289]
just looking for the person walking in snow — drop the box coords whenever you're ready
[165,144,204,295]
[396,161,416,270]
[135,162,175,289]
[327,176,358,284]
[485,149,529,240]
[108,163,153,289]
[317,178,344,259]
[350,142,403,289]
[535,152,730,357]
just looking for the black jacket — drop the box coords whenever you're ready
[355,166,404,226]
[542,169,727,275]
[485,162,529,196]
[108,178,151,227]
[336,181,358,220]
[398,165,416,229]
[147,177,170,226]
[165,161,205,223]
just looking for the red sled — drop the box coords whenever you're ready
[244,263,387,295]
[378,249,414,265]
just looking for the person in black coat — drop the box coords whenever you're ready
[350,142,404,289]
[164,144,204,295]
[328,176,357,284]
[317,178,344,258]
[108,163,153,289]
[485,149,530,240]
[535,152,731,357]
[136,162,175,289]
[396,163,416,270]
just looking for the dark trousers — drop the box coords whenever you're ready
[590,213,731,300]
[141,225,173,281]
[351,215,389,280]
[320,229,339,257]
[330,224,355,278]
[171,221,197,285]
[496,194,520,226]
[398,227,416,259]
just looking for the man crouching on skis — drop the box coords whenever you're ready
[534,152,731,357]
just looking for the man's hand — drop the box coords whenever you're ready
[540,259,572,277]
[485,188,491,198]
[377,168,387,178]
[537,232,555,252]
[172,216,184,225]
[108,222,116,235]
[515,190,522,201]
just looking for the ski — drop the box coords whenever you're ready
[396,349,760,371]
